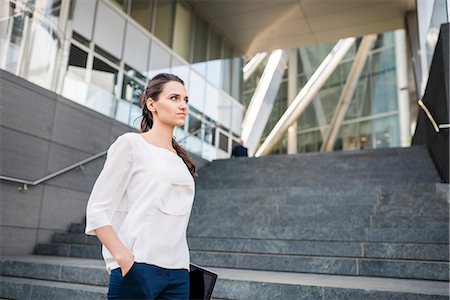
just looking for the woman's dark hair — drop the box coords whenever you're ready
[139,73,197,178]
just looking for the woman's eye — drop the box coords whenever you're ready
[170,96,178,101]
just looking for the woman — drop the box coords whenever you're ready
[85,73,197,299]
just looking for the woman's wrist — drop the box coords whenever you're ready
[115,250,134,266]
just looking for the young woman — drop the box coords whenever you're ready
[85,73,197,299]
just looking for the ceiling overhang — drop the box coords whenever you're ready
[190,0,416,56]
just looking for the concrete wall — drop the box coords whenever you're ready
[0,69,208,256]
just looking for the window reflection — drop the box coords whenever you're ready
[130,0,154,31]
[188,106,202,137]
[122,65,145,105]
[154,0,174,47]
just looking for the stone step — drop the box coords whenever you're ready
[189,214,372,228]
[200,166,438,177]
[188,237,448,261]
[188,225,449,243]
[201,164,437,175]
[194,186,381,206]
[44,234,449,262]
[374,203,448,216]
[53,233,101,246]
[193,183,442,206]
[365,228,448,244]
[1,256,448,300]
[196,177,439,189]
[207,147,432,166]
[192,203,376,220]
[0,256,107,286]
[35,236,450,266]
[198,171,438,182]
[380,183,442,194]
[370,217,449,229]
[69,223,85,234]
[205,160,436,174]
[378,193,448,205]
[190,251,449,281]
[210,267,449,300]
[34,243,101,259]
[194,194,378,208]
[0,276,106,300]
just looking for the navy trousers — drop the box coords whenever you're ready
[107,262,190,300]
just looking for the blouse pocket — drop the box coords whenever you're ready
[157,182,194,216]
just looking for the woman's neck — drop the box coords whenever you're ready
[144,123,175,149]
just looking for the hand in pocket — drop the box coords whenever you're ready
[121,260,135,277]
[118,252,135,277]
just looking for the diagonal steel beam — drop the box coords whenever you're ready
[299,48,328,138]
[243,52,267,82]
[241,49,288,155]
[321,34,377,152]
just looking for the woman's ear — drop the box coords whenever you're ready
[146,98,156,112]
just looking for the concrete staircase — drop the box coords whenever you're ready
[1,146,449,299]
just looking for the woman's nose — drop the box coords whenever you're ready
[179,101,188,109]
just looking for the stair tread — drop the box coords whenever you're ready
[0,275,107,292]
[207,267,449,296]
[1,256,448,296]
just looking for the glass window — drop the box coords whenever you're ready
[130,0,154,31]
[203,117,216,145]
[91,57,119,96]
[172,1,192,60]
[222,42,233,93]
[209,29,221,60]
[26,18,59,89]
[207,29,222,86]
[192,15,207,62]
[111,0,128,12]
[154,0,174,47]
[373,116,399,148]
[34,0,62,26]
[188,109,202,137]
[230,57,243,101]
[67,44,88,80]
[192,14,208,74]
[122,65,145,105]
[218,131,228,152]
[171,56,189,86]
[147,41,171,78]
[188,70,205,111]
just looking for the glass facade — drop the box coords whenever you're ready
[1,0,244,161]
[243,31,403,155]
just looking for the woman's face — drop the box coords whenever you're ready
[147,81,189,128]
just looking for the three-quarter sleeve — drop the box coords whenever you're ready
[85,134,134,236]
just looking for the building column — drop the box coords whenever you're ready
[395,29,411,147]
[287,48,298,154]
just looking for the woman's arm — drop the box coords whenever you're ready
[95,225,135,276]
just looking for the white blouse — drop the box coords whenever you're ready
[85,132,195,273]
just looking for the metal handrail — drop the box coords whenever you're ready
[418,99,449,132]
[0,150,107,191]
[2,124,219,190]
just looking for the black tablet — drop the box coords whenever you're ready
[189,263,218,300]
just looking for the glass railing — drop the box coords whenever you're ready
[62,72,227,160]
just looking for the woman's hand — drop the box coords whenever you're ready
[93,226,135,277]
[116,251,135,277]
